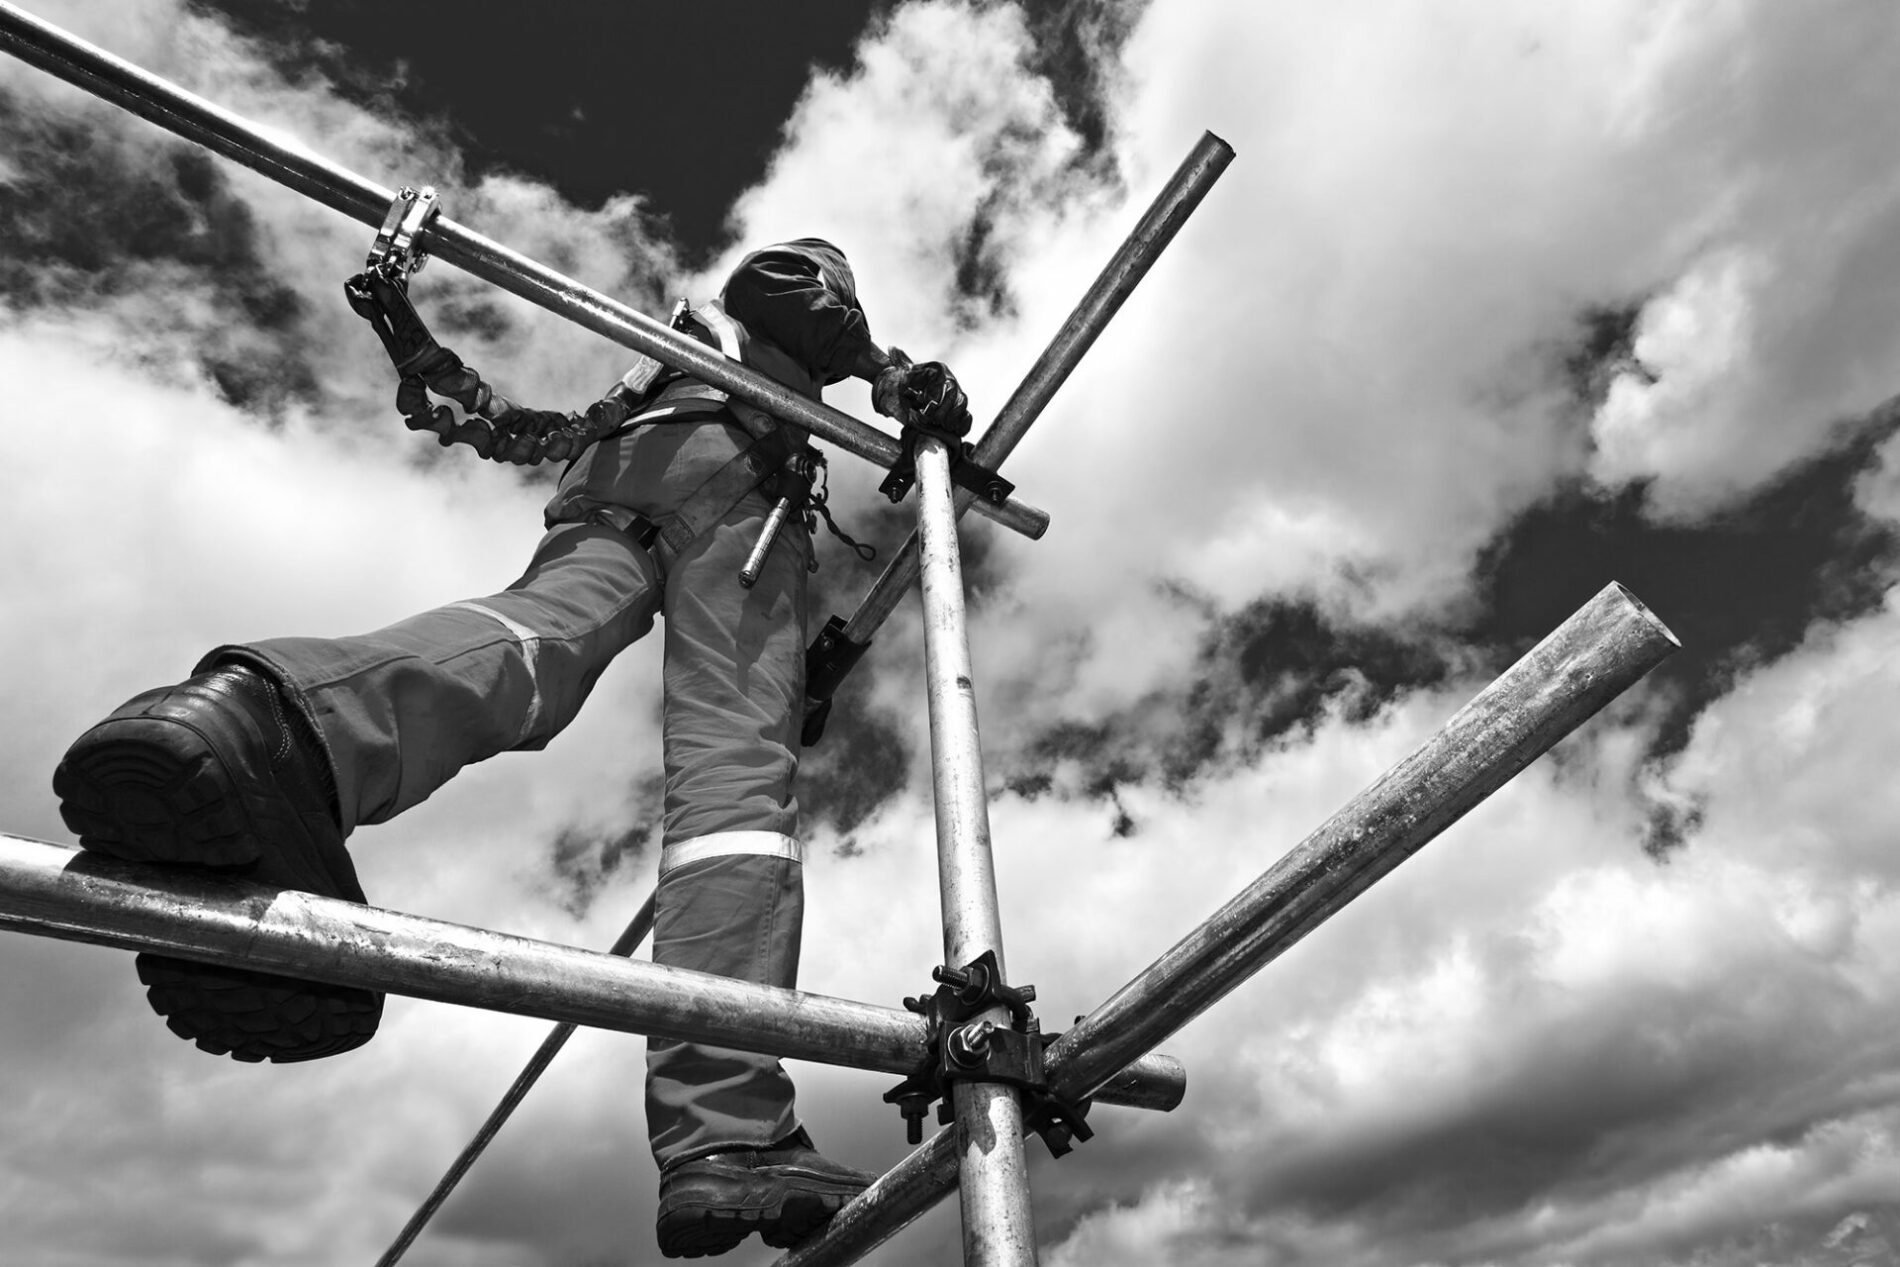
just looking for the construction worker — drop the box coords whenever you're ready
[51,237,971,1258]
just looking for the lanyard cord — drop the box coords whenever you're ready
[802,453,878,564]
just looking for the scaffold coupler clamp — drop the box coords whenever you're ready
[799,614,871,747]
[882,949,1094,1157]
[876,419,1016,508]
[364,185,441,280]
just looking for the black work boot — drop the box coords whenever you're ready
[655,1128,875,1258]
[52,663,382,1062]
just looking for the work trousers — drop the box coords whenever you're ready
[222,425,812,1168]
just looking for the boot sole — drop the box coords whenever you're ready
[55,710,382,1064]
[657,1169,863,1257]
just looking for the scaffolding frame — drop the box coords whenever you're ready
[0,6,1681,1265]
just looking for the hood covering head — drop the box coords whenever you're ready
[718,237,873,386]
[782,236,858,311]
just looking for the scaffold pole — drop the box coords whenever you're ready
[913,434,1039,1265]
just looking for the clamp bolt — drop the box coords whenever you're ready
[946,1020,995,1069]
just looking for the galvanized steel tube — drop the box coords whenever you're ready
[773,582,1679,1267]
[918,439,1009,978]
[840,131,1235,644]
[0,833,1181,1113]
[915,438,1039,1266]
[0,1,1048,541]
[1047,582,1677,1096]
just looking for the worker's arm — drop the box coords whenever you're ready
[346,267,638,465]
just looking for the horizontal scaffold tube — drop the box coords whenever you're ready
[772,582,1681,1267]
[0,1,1048,541]
[0,833,1183,1113]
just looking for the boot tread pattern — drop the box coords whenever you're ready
[54,674,382,1064]
[53,726,258,869]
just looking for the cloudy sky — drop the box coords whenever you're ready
[4,1,1900,1264]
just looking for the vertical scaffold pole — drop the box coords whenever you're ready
[914,434,1039,1267]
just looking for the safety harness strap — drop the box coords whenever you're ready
[657,426,801,560]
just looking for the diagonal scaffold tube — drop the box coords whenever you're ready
[804,132,1235,713]
[372,895,658,1267]
[772,583,1680,1267]
[0,0,1050,540]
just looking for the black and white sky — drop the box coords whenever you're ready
[4,1,1900,1264]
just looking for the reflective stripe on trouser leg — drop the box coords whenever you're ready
[661,830,801,877]
[647,848,804,1167]
[228,521,661,833]
[647,496,812,1167]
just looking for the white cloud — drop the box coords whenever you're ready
[6,1,1900,1265]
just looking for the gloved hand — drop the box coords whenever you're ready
[872,350,972,437]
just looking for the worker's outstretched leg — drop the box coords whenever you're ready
[53,520,661,1062]
[646,501,873,1257]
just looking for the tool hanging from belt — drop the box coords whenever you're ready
[648,418,873,587]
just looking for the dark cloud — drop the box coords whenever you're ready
[542,776,661,918]
[1001,593,1457,804]
[0,87,321,412]
[1195,940,1890,1261]
[1021,0,1150,162]
[998,383,1900,850]
[952,203,1013,324]
[1472,400,1900,763]
[190,0,874,263]
[425,1096,647,1263]
[1558,299,1655,405]
[798,694,913,837]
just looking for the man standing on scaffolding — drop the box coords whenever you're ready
[51,236,970,1258]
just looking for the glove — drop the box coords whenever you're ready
[872,350,972,437]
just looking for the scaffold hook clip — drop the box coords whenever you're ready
[365,185,442,278]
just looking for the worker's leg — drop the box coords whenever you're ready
[645,497,812,1167]
[55,518,661,1063]
[234,519,661,833]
